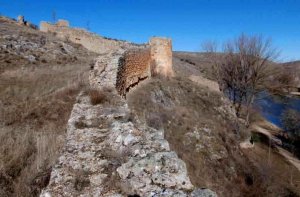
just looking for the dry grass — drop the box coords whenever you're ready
[127,76,300,197]
[243,142,300,196]
[0,39,95,196]
[0,79,87,196]
[86,88,108,105]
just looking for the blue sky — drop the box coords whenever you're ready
[1,0,299,61]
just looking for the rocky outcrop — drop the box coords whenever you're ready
[40,85,217,196]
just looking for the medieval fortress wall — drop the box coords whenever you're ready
[150,37,174,77]
[116,48,151,96]
[115,37,173,97]
[40,19,217,197]
[40,20,173,96]
[40,20,140,54]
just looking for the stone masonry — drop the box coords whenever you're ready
[40,20,216,197]
[39,20,174,93]
[40,20,143,54]
[90,37,174,97]
[41,51,217,196]
[150,37,174,77]
[114,37,174,96]
[56,19,69,27]
[116,48,151,97]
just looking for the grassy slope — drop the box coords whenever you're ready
[128,52,300,197]
[0,17,98,196]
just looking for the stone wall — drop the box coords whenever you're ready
[114,37,174,97]
[41,51,217,197]
[38,17,174,96]
[40,20,141,54]
[56,19,69,27]
[116,48,151,96]
[40,20,174,93]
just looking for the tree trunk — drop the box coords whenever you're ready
[245,94,255,128]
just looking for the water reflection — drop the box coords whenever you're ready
[254,91,300,128]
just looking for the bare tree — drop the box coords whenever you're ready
[201,40,222,82]
[201,40,218,53]
[268,68,298,94]
[212,34,279,126]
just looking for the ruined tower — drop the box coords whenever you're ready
[56,19,69,27]
[150,37,174,77]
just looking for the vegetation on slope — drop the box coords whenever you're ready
[0,17,97,196]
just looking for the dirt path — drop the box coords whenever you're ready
[189,75,220,93]
[277,147,300,171]
[251,124,300,172]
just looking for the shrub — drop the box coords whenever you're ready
[281,109,300,138]
[87,89,108,105]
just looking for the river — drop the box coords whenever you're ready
[254,91,300,128]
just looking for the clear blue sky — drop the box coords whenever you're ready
[1,0,299,61]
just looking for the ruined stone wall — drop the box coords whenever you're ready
[56,19,69,27]
[114,37,174,97]
[41,52,217,197]
[40,21,140,54]
[40,20,174,94]
[116,48,151,96]
[150,37,174,77]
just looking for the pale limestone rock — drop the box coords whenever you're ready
[190,188,218,197]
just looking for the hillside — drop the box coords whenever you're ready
[128,54,300,196]
[282,61,300,84]
[0,16,98,196]
[1,15,300,197]
[282,60,300,70]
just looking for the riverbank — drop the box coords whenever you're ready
[250,119,300,171]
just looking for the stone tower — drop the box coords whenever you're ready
[150,37,174,77]
[56,19,69,27]
[17,15,25,25]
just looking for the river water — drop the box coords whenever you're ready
[254,91,300,128]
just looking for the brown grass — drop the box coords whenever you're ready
[127,76,300,197]
[0,17,98,196]
[0,61,94,197]
[0,81,86,196]
[86,88,108,105]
